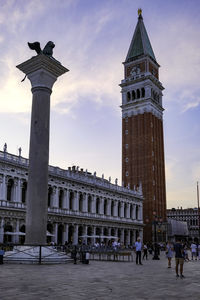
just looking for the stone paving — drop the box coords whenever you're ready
[0,252,200,300]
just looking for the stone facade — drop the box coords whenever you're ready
[0,150,143,246]
[167,208,200,239]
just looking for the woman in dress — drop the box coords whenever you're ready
[166,241,173,268]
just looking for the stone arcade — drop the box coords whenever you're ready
[0,151,143,246]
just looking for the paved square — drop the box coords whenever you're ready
[0,253,200,300]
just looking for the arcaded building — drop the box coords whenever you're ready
[0,150,143,246]
[120,11,167,242]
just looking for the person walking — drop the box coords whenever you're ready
[190,242,197,260]
[174,239,185,278]
[143,243,148,260]
[165,241,173,268]
[134,237,142,265]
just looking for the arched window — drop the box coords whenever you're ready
[88,195,92,213]
[127,91,131,102]
[59,189,64,209]
[7,178,14,201]
[104,199,107,215]
[48,186,53,207]
[132,90,136,100]
[141,87,145,98]
[130,204,133,219]
[69,191,74,210]
[136,89,140,99]
[21,181,27,203]
[96,197,100,214]
[124,203,127,218]
[79,193,83,212]
[136,205,138,219]
[118,202,121,217]
[111,201,114,216]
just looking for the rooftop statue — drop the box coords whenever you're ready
[28,41,55,57]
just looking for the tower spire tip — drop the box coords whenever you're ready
[138,8,142,17]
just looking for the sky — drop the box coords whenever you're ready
[0,0,200,209]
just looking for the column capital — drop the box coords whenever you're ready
[16,54,69,90]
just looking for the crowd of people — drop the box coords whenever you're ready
[134,238,200,279]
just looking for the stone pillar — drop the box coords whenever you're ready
[13,179,18,202]
[120,229,124,246]
[92,195,96,214]
[0,218,4,243]
[63,189,68,210]
[120,202,125,218]
[100,197,104,215]
[73,224,78,245]
[127,203,130,219]
[83,225,88,245]
[63,224,69,243]
[113,201,118,217]
[53,223,58,244]
[0,175,4,200]
[52,186,59,208]
[16,178,22,203]
[126,230,130,246]
[17,54,68,245]
[15,219,20,244]
[107,199,111,216]
[83,193,88,212]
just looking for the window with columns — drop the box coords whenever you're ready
[88,195,92,213]
[21,181,27,203]
[118,202,121,217]
[58,189,64,208]
[79,193,83,212]
[48,186,53,207]
[69,191,74,210]
[96,197,100,214]
[7,178,14,201]
[111,201,114,216]
[104,199,107,215]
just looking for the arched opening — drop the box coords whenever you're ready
[127,91,131,102]
[132,90,136,100]
[4,224,13,243]
[96,197,100,214]
[118,229,121,243]
[103,228,108,244]
[19,225,25,245]
[69,191,74,210]
[124,229,128,246]
[136,205,138,219]
[111,201,114,216]
[68,225,74,245]
[48,186,53,207]
[111,228,115,237]
[118,202,121,217]
[104,199,107,215]
[95,227,101,244]
[130,231,133,245]
[87,226,93,245]
[21,181,27,203]
[136,89,140,99]
[47,223,53,244]
[124,203,127,218]
[79,193,83,212]
[58,189,64,209]
[57,224,64,245]
[130,204,133,219]
[88,195,92,213]
[141,87,145,98]
[78,226,83,244]
[7,178,14,201]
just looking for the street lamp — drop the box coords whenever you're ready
[152,211,160,260]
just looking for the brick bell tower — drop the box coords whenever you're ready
[120,9,167,242]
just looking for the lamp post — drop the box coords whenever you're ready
[152,211,160,260]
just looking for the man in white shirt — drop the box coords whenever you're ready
[191,242,197,260]
[134,237,142,265]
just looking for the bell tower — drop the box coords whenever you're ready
[120,10,167,242]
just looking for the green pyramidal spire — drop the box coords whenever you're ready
[126,9,156,63]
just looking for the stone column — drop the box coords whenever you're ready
[63,224,69,243]
[15,219,20,244]
[113,201,118,217]
[83,193,88,213]
[126,203,130,219]
[53,223,58,244]
[73,224,78,245]
[63,189,68,210]
[107,199,111,216]
[0,218,4,243]
[52,186,59,208]
[100,197,104,215]
[120,202,125,218]
[91,195,96,214]
[17,54,68,245]
[120,228,124,246]
[16,178,22,203]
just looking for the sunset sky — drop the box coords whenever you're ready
[0,0,200,209]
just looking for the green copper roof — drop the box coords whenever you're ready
[126,15,156,62]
